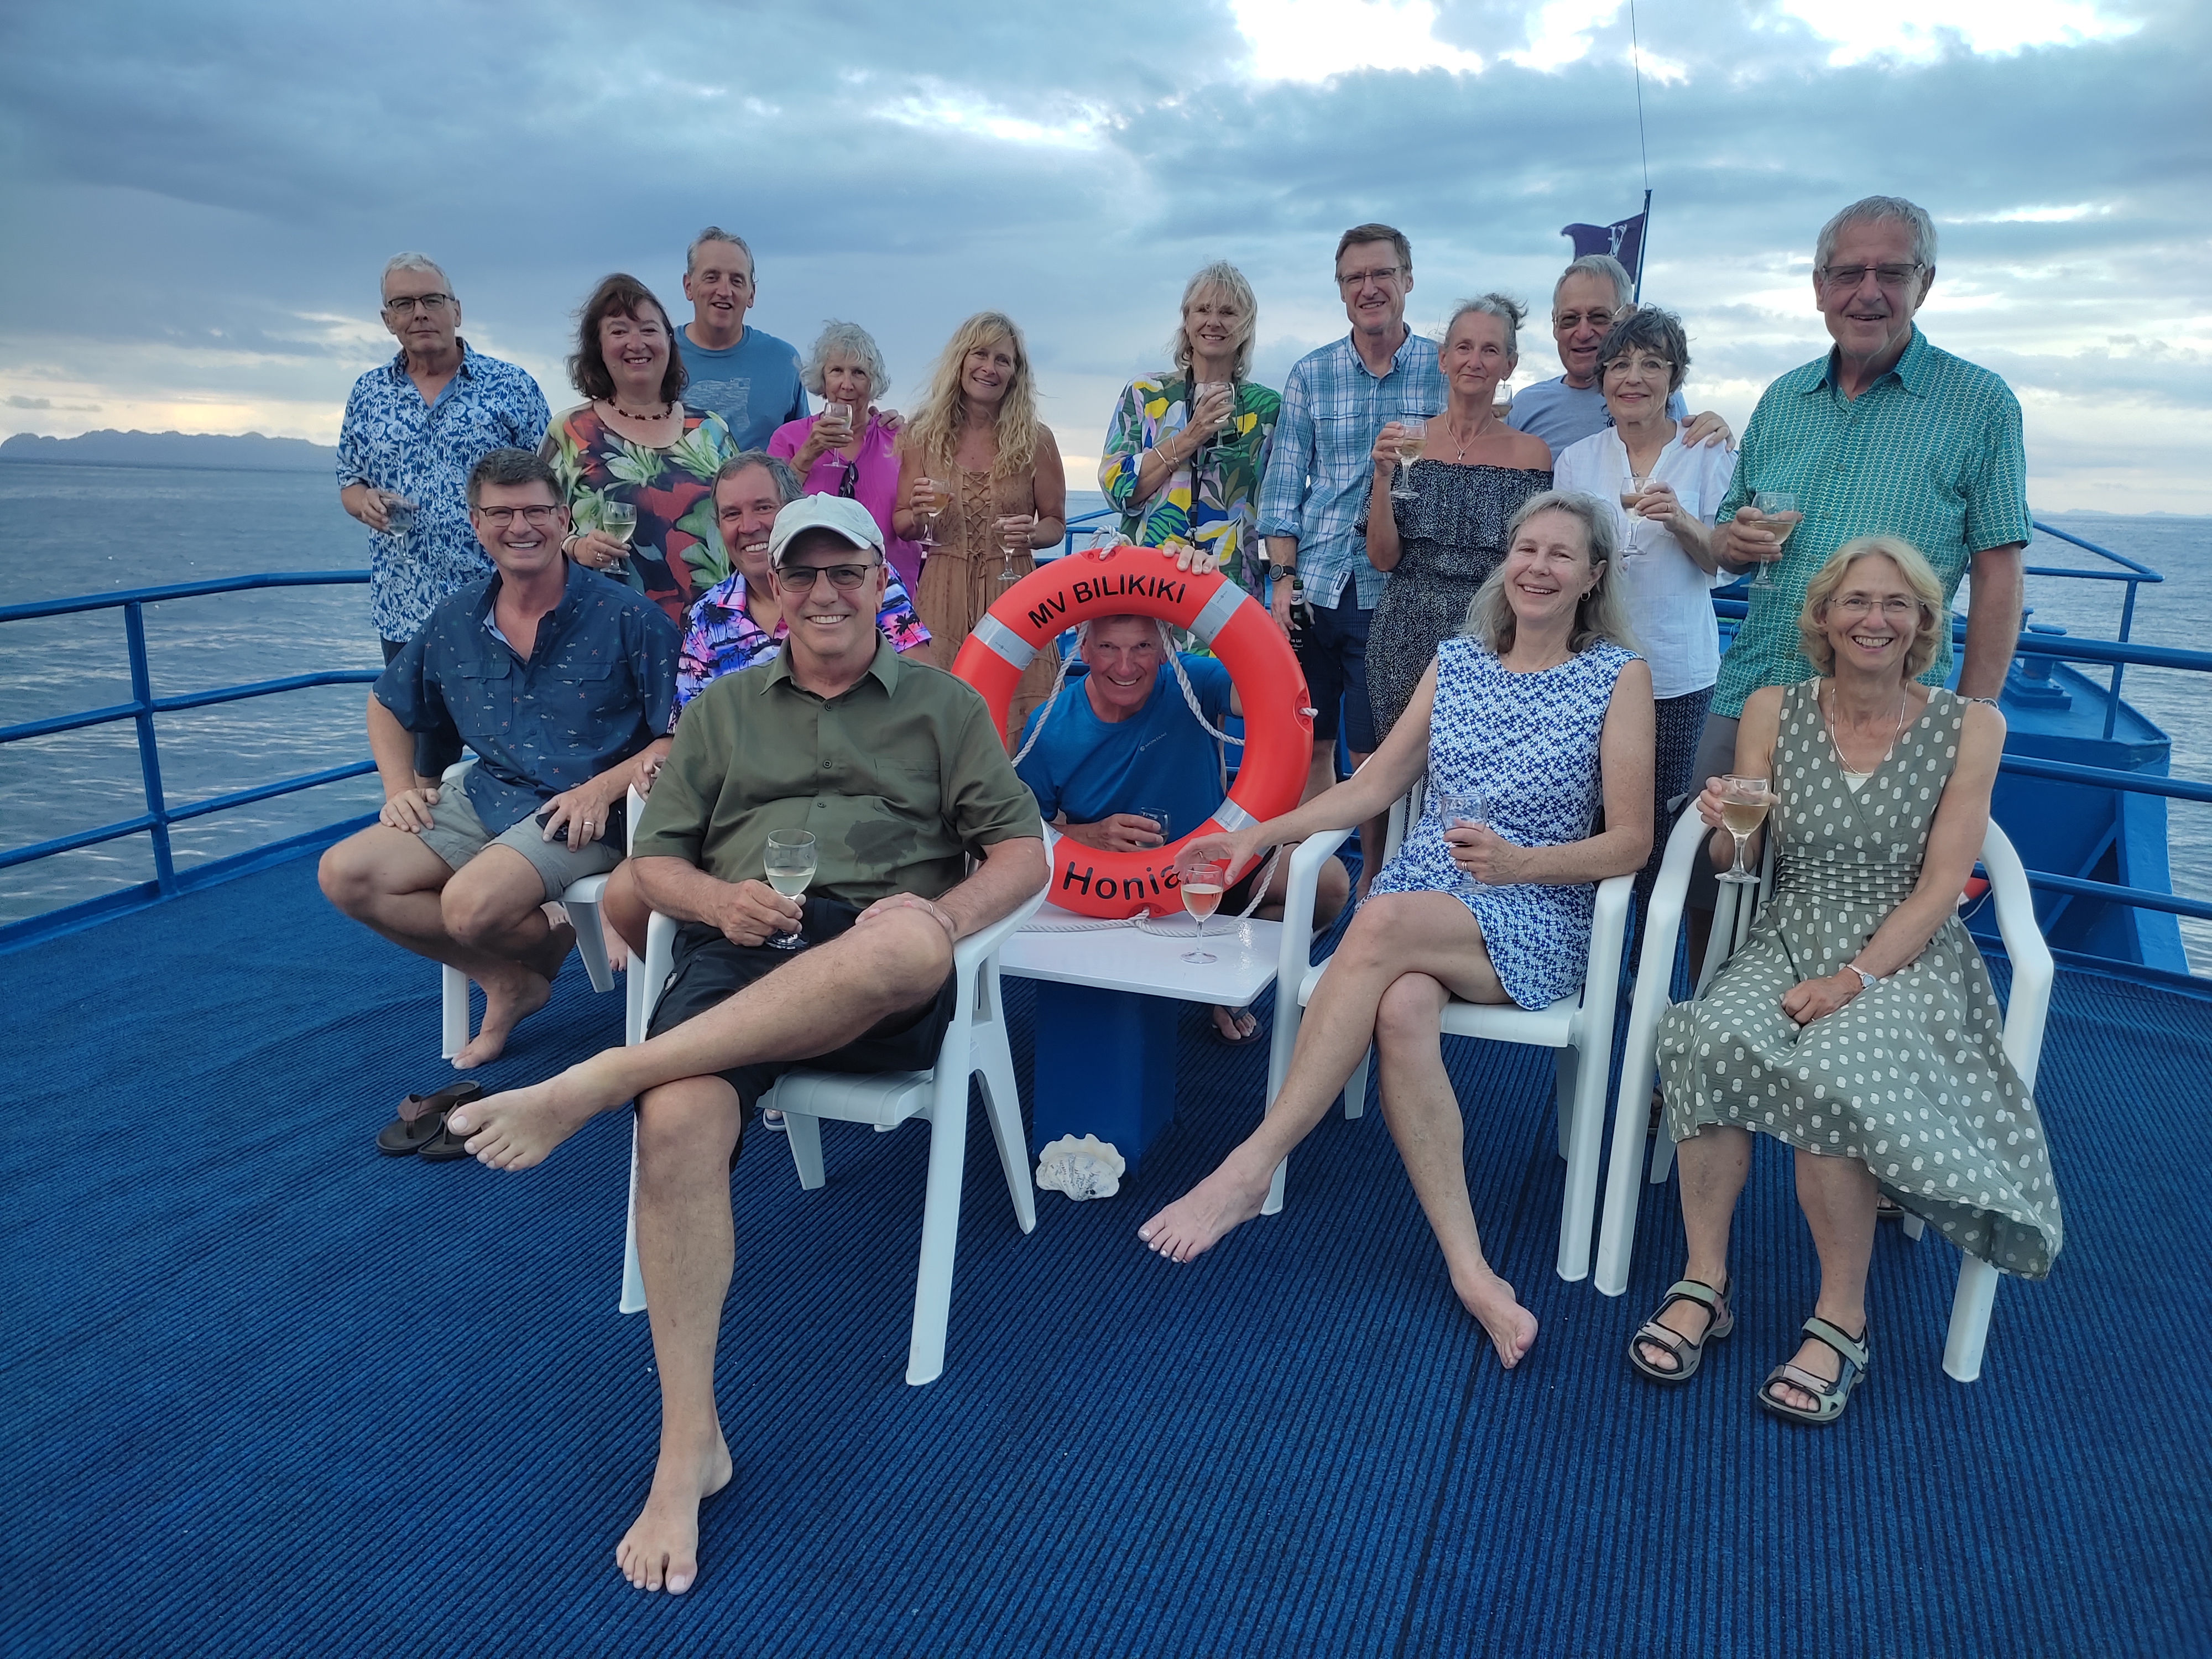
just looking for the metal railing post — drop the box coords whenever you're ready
[123,601,178,895]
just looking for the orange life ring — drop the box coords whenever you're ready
[952,543,1314,919]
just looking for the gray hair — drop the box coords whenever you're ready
[1445,293,1528,360]
[1552,254,1632,313]
[1595,306,1691,393]
[382,252,449,294]
[686,227,755,279]
[1464,490,1638,656]
[801,321,890,400]
[1171,261,1259,383]
[1815,195,1938,274]
[712,451,802,504]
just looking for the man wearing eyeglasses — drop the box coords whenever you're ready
[442,492,1045,1595]
[319,448,677,1074]
[337,253,551,781]
[1682,195,2029,920]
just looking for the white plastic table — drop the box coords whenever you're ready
[1001,904,1284,1171]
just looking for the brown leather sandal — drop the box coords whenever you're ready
[377,1082,483,1157]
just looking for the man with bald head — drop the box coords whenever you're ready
[338,252,550,778]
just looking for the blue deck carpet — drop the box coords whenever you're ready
[3,858,2208,1656]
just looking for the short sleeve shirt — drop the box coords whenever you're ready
[1710,327,2030,717]
[633,638,1042,906]
[374,559,680,832]
[1505,374,1688,456]
[335,342,552,641]
[1015,656,1233,838]
[675,567,930,707]
[673,326,808,451]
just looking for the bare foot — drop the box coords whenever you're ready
[447,1069,605,1170]
[1209,1004,1258,1043]
[452,964,552,1070]
[1455,1267,1538,1370]
[1137,1156,1271,1264]
[615,1431,733,1594]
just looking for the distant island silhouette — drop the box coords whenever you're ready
[0,429,336,472]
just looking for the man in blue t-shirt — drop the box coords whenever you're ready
[1016,614,1349,1043]
[672,227,807,450]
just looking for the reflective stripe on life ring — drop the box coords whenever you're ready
[952,543,1314,920]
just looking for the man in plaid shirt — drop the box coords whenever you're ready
[1256,222,1445,886]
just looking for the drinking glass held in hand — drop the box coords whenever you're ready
[1747,491,1800,591]
[1714,776,1772,886]
[1390,416,1428,501]
[763,830,818,949]
[1433,789,1488,895]
[600,500,637,568]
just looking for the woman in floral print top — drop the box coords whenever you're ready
[1097,262,1280,594]
[542,273,740,625]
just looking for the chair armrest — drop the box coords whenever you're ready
[954,879,1051,971]
[1979,821,2053,1093]
[1276,827,1357,989]
[625,785,646,855]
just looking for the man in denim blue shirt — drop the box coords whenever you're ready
[337,253,551,779]
[320,450,677,1073]
[1256,222,1444,882]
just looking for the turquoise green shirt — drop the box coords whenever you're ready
[633,637,1042,906]
[1711,326,2030,718]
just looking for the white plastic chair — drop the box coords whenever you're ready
[1260,780,1635,1284]
[1593,810,2053,1383]
[619,880,1049,1386]
[437,765,625,1058]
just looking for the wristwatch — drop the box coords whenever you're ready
[1845,960,1880,992]
[1269,565,1298,583]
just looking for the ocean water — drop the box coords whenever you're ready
[1,461,2205,967]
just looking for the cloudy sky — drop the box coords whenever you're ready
[2,0,2206,510]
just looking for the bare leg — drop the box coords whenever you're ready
[1254,848,1350,933]
[1636,1124,1752,1372]
[1371,971,1537,1368]
[603,858,650,956]
[1138,892,1500,1263]
[319,827,563,1069]
[614,1075,740,1593]
[440,846,570,1068]
[1348,747,1383,901]
[451,908,951,1170]
[1302,742,1337,806]
[1767,1146,1878,1410]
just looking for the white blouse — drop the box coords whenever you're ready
[1554,426,1738,700]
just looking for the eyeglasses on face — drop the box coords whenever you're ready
[1337,265,1403,289]
[383,293,453,316]
[1818,263,1926,291]
[778,561,881,592]
[474,504,565,528]
[1554,309,1616,331]
[1829,594,1922,619]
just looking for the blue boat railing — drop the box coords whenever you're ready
[0,572,380,899]
[2,525,2205,951]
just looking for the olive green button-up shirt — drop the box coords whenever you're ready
[633,638,1042,906]
[1712,326,2030,718]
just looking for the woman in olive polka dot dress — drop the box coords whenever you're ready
[1634,536,2062,1425]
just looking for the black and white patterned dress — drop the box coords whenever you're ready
[1361,461,1552,740]
[1657,684,2064,1277]
[1366,635,1636,1010]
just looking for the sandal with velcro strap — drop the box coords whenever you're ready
[1627,1275,1734,1385]
[1756,1316,1871,1426]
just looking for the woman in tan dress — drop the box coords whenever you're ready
[893,311,1067,743]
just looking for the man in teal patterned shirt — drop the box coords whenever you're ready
[1689,196,2030,873]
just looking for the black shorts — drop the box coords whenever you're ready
[1296,583,1376,754]
[645,896,959,1167]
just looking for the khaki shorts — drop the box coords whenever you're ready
[416,781,623,900]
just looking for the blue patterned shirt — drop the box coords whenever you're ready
[337,341,552,641]
[1255,331,1444,610]
[1712,326,2030,717]
[374,560,679,833]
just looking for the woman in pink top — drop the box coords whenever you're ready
[767,322,924,594]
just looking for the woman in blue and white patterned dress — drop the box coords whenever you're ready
[1140,492,1653,1371]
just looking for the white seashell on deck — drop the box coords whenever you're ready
[1034,1133,1127,1201]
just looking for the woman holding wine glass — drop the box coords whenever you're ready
[892,312,1067,743]
[1143,493,1652,1371]
[1361,295,1553,745]
[1552,307,1737,902]
[1097,262,1281,595]
[1636,536,2063,1424]
[768,322,925,596]
[543,274,740,624]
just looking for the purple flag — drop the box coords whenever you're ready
[1560,210,1647,289]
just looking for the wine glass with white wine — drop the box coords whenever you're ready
[1619,472,1650,563]
[601,500,637,571]
[1390,416,1429,500]
[1715,776,1772,885]
[763,829,818,949]
[915,477,950,550]
[1178,856,1230,964]
[1749,491,1799,591]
